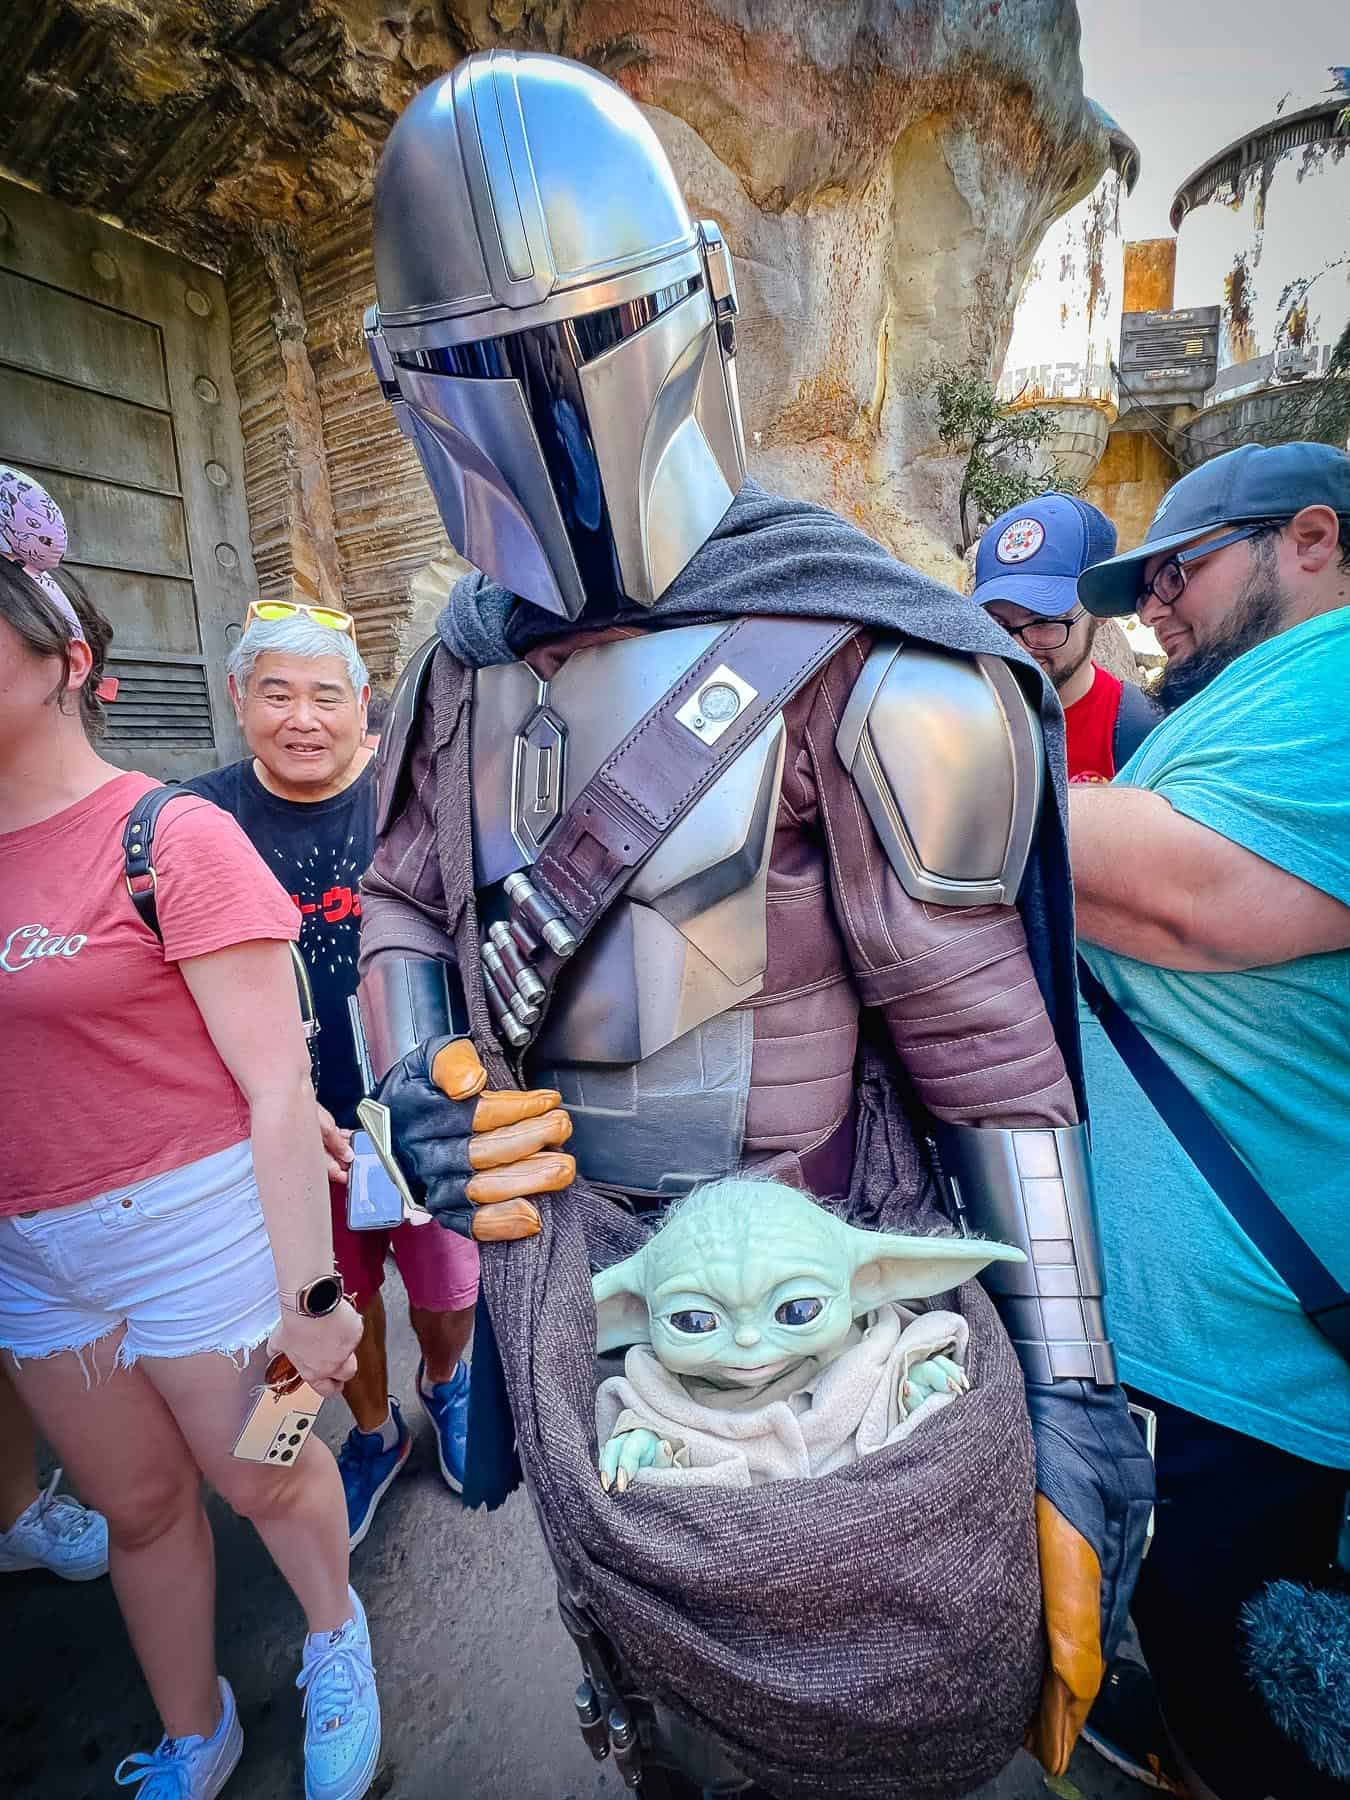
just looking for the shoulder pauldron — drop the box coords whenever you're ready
[834,638,1043,907]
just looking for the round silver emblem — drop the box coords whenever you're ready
[698,681,741,723]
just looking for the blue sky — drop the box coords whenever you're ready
[1078,0,1347,239]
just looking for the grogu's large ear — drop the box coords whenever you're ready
[593,1252,653,1352]
[847,1226,1025,1312]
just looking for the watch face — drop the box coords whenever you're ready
[301,1276,343,1317]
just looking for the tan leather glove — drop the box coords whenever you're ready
[380,1036,575,1242]
[1020,1382,1155,1775]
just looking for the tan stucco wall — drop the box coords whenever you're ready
[1083,427,1179,552]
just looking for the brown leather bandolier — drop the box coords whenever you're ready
[485,616,856,1051]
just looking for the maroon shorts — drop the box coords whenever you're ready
[329,1181,479,1313]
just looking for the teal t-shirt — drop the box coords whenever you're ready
[1080,608,1350,1469]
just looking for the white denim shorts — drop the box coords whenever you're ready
[0,1140,280,1366]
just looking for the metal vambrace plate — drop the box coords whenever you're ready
[932,1123,1117,1387]
[355,956,470,1084]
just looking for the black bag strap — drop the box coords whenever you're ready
[1078,954,1350,1366]
[1111,678,1161,770]
[122,783,319,1055]
[121,784,185,942]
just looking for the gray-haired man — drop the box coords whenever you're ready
[187,603,478,1547]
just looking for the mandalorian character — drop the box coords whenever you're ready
[355,48,1153,1778]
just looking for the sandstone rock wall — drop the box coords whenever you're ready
[6,0,1110,667]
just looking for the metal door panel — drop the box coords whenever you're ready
[0,365,179,493]
[0,177,254,776]
[62,566,200,655]
[0,268,168,408]
[39,471,191,578]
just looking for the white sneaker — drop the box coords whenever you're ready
[297,1586,381,1800]
[114,1676,243,1797]
[0,1467,109,1580]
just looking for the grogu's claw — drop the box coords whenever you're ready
[600,1469,613,1492]
[615,1468,629,1494]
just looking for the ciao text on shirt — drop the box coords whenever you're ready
[0,922,88,973]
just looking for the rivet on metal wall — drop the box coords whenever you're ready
[205,462,229,488]
[214,543,240,571]
[90,251,118,282]
[193,376,220,405]
[185,288,212,318]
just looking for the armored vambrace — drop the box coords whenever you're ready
[935,1123,1156,1773]
[356,954,469,1085]
[932,1123,1113,1387]
[356,954,574,1241]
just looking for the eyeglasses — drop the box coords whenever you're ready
[1138,522,1282,609]
[242,599,356,638]
[998,608,1085,650]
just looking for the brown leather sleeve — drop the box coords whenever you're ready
[803,638,1078,1130]
[358,659,459,975]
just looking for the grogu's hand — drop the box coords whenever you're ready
[599,1428,675,1494]
[898,1353,969,1417]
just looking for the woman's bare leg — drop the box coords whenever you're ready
[5,1338,221,1741]
[0,1358,40,1528]
[143,1341,352,1635]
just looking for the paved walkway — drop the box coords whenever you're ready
[4,1275,1147,1800]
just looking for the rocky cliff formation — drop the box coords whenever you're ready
[6,0,1110,659]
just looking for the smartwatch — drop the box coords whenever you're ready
[279,1274,344,1319]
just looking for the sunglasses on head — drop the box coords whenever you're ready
[242,599,356,638]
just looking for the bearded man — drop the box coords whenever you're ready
[1070,441,1350,1800]
[353,48,1152,1783]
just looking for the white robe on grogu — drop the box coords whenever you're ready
[595,1303,969,1489]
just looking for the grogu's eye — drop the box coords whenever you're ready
[775,1297,824,1327]
[668,1309,720,1335]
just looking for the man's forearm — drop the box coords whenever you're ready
[1069,785,1201,964]
[1069,783,1350,970]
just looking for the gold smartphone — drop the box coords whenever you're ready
[232,1353,325,1465]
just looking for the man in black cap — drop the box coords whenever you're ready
[971,493,1159,781]
[1068,443,1350,1799]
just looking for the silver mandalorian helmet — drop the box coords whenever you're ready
[366,50,747,620]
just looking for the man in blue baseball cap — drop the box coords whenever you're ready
[1067,442,1350,1800]
[972,493,1158,780]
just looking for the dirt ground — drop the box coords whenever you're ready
[3,1269,1149,1800]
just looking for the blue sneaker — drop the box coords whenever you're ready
[337,1400,410,1550]
[0,1467,109,1581]
[115,1676,243,1797]
[417,1359,468,1494]
[297,1586,380,1800]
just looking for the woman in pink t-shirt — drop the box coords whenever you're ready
[0,550,381,1800]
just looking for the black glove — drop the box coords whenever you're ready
[376,1035,575,1241]
[1025,1377,1156,1772]
[376,1035,482,1236]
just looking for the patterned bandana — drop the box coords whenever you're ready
[0,464,85,643]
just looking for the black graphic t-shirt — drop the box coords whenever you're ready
[185,758,375,1127]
